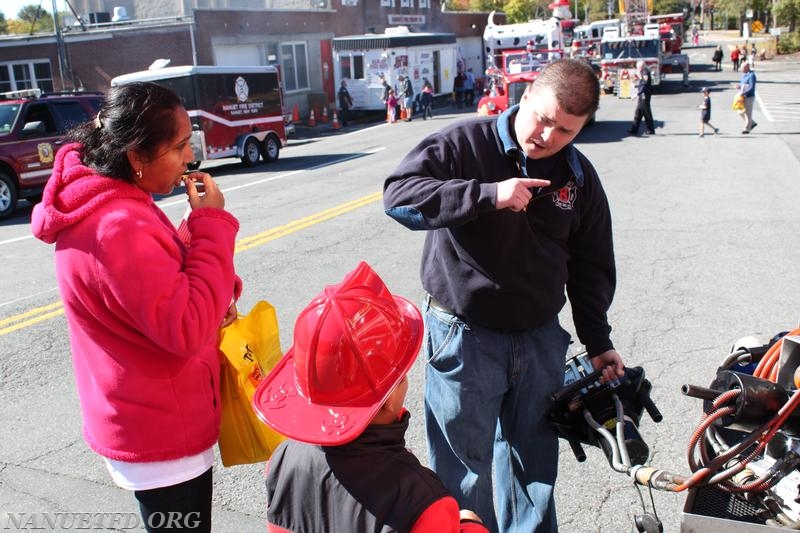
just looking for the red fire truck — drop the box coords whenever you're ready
[111,65,288,168]
[477,47,549,116]
[477,13,565,116]
[598,0,689,95]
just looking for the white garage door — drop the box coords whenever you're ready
[214,44,263,66]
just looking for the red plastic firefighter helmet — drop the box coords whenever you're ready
[252,261,423,445]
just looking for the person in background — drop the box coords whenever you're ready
[464,68,476,107]
[453,70,466,108]
[386,89,398,124]
[255,262,490,533]
[379,72,391,104]
[421,78,434,120]
[628,60,656,136]
[738,61,758,134]
[712,45,724,71]
[398,74,414,121]
[337,79,354,128]
[383,59,625,533]
[31,82,241,532]
[731,45,740,72]
[698,87,719,137]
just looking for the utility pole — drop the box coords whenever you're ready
[52,0,75,90]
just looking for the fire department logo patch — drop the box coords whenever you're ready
[37,143,54,164]
[553,180,576,210]
[234,76,249,103]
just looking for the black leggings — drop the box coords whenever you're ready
[134,468,212,532]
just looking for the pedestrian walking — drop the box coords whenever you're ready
[383,58,625,533]
[337,79,354,128]
[628,60,655,136]
[731,46,740,72]
[738,61,758,134]
[421,78,434,120]
[712,46,724,71]
[698,87,719,137]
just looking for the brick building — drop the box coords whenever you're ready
[0,1,504,116]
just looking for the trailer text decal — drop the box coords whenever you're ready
[222,102,266,116]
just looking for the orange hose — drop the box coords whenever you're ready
[755,328,800,381]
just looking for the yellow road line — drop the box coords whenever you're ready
[235,191,382,252]
[0,192,383,337]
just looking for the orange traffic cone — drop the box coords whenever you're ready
[321,105,330,123]
[307,107,316,127]
[331,110,341,130]
[292,103,300,123]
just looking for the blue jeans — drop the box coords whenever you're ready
[423,299,570,533]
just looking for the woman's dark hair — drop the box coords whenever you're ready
[68,82,184,182]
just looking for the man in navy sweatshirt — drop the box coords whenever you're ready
[383,59,625,533]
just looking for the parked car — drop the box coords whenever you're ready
[0,89,103,219]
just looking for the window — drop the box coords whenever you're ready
[33,63,54,92]
[266,44,279,66]
[0,68,10,93]
[280,43,309,92]
[51,101,93,132]
[13,64,32,90]
[338,54,365,80]
[23,103,56,134]
[0,61,53,92]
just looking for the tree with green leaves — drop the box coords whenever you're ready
[17,4,54,35]
[0,13,8,35]
[775,0,799,31]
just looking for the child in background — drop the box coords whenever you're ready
[699,87,719,137]
[253,262,489,533]
[386,89,398,123]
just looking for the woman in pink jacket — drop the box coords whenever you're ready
[31,82,241,532]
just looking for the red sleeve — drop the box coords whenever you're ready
[410,496,490,533]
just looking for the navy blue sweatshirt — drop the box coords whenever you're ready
[383,106,616,357]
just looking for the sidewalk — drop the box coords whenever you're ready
[289,101,474,141]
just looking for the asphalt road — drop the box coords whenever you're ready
[1,46,799,532]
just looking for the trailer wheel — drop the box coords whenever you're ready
[262,135,280,163]
[0,171,19,220]
[241,138,261,166]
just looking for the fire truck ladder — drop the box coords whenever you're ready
[619,0,652,35]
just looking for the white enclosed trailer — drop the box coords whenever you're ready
[332,27,458,111]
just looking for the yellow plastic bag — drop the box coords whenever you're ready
[732,94,745,113]
[217,300,286,466]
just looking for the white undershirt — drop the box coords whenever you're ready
[103,447,215,491]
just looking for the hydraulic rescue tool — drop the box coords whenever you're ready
[550,329,800,531]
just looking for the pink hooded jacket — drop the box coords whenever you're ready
[32,143,241,463]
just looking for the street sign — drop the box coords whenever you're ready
[751,20,763,33]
